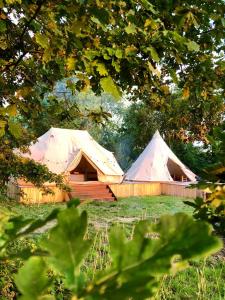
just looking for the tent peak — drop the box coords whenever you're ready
[153,130,162,138]
[48,127,89,136]
[49,127,88,133]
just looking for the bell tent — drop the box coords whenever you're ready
[18,127,124,184]
[124,130,196,182]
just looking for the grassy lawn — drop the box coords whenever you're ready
[0,195,224,300]
[1,195,193,225]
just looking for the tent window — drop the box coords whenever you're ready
[167,158,189,182]
[70,156,98,181]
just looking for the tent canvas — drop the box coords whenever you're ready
[17,128,124,183]
[124,130,196,182]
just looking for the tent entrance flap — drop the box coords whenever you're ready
[167,158,189,181]
[70,155,98,181]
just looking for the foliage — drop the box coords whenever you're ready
[15,256,51,300]
[205,127,225,181]
[185,183,225,237]
[0,201,222,299]
[25,80,124,144]
[119,102,160,163]
[0,0,225,187]
[170,142,211,178]
[184,128,225,236]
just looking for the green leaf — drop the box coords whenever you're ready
[221,18,225,27]
[0,119,6,138]
[21,208,60,236]
[0,20,6,32]
[152,213,221,261]
[0,209,61,255]
[106,47,115,56]
[148,61,161,78]
[90,7,110,25]
[125,23,137,34]
[186,40,200,51]
[109,226,126,268]
[96,63,108,76]
[183,200,197,208]
[15,256,51,300]
[35,33,49,49]
[41,207,92,290]
[5,0,21,3]
[125,45,137,56]
[112,60,120,72]
[115,49,123,59]
[100,77,121,100]
[6,104,17,116]
[169,68,178,84]
[148,46,160,62]
[86,213,221,300]
[140,0,157,14]
[8,119,23,139]
[66,57,76,71]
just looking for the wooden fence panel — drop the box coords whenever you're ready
[19,186,68,204]
[109,182,161,198]
[161,182,199,198]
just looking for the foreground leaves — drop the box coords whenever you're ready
[15,257,52,300]
[0,208,60,256]
[41,207,92,291]
[2,206,221,300]
[185,183,225,236]
[81,213,221,299]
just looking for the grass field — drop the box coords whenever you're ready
[1,195,194,224]
[0,195,225,299]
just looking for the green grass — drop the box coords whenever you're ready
[0,195,224,300]
[1,195,194,225]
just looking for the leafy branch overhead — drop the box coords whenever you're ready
[0,0,225,186]
[0,204,219,300]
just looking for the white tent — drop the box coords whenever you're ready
[124,130,196,182]
[18,128,124,183]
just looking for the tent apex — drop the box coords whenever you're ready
[153,129,161,137]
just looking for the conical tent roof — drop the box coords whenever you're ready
[124,130,196,182]
[17,128,123,182]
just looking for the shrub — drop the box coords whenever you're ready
[185,184,225,237]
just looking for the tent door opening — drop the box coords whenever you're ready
[70,156,98,181]
[167,158,189,182]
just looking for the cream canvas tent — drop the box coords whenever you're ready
[124,130,196,182]
[18,127,124,183]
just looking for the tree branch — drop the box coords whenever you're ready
[19,0,47,42]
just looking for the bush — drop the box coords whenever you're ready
[185,184,225,237]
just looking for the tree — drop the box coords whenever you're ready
[0,0,224,188]
[21,82,116,139]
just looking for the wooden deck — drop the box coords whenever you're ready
[109,181,203,199]
[8,180,203,204]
